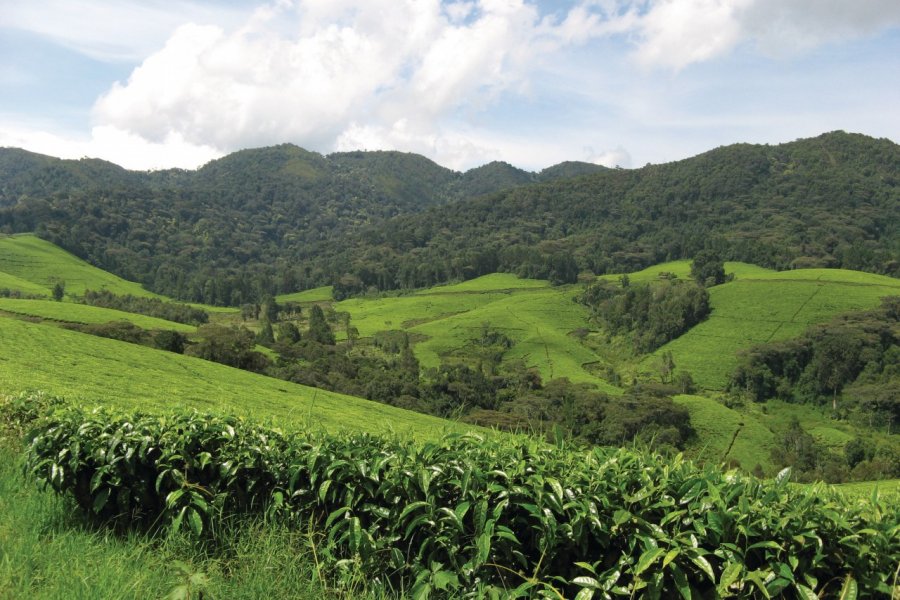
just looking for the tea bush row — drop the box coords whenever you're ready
[17,401,900,598]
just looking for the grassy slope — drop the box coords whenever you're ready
[337,274,620,393]
[277,286,334,303]
[640,269,900,390]
[0,317,466,439]
[674,395,776,473]
[0,298,195,332]
[599,260,776,284]
[0,234,162,298]
[0,270,50,296]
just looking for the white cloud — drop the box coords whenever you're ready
[4,0,899,171]
[627,0,900,69]
[586,145,632,168]
[0,0,250,62]
[90,0,608,166]
[0,122,221,170]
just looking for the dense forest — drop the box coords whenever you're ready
[0,131,897,304]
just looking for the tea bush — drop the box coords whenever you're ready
[21,404,900,598]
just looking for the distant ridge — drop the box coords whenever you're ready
[0,130,897,304]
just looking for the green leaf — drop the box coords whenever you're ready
[92,487,111,514]
[838,575,857,600]
[662,549,679,568]
[187,508,203,536]
[572,576,600,589]
[613,509,632,527]
[689,554,715,582]
[669,564,692,600]
[717,562,742,592]
[318,479,332,502]
[794,583,817,600]
[399,501,430,521]
[432,570,459,591]
[476,533,491,565]
[325,506,351,528]
[574,588,595,600]
[634,548,665,576]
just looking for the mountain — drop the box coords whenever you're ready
[0,131,897,304]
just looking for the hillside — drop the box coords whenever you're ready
[0,316,462,439]
[0,131,896,305]
[637,266,900,389]
[0,234,162,298]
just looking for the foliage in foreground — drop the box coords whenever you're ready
[15,399,900,599]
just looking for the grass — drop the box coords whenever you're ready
[277,286,334,303]
[0,441,386,600]
[0,298,195,332]
[639,270,900,389]
[339,284,623,394]
[0,317,469,440]
[0,270,51,296]
[0,234,162,298]
[673,394,776,474]
[415,273,549,294]
[599,260,775,284]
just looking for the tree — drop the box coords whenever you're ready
[657,351,675,384]
[307,304,335,345]
[256,318,275,345]
[691,250,726,287]
[52,281,65,301]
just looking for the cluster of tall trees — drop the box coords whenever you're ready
[579,277,711,352]
[729,297,900,430]
[1,131,897,304]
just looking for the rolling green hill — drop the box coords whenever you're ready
[0,298,195,332]
[0,316,464,439]
[0,234,162,298]
[639,268,900,389]
[335,274,621,393]
[2,132,897,306]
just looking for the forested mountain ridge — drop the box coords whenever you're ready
[0,130,897,304]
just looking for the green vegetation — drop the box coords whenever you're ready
[0,234,161,298]
[0,269,50,296]
[640,269,900,390]
[17,401,900,599]
[0,317,463,439]
[277,285,333,303]
[0,440,377,600]
[673,395,776,474]
[0,298,194,332]
[2,132,897,304]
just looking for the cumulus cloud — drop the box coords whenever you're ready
[6,0,899,170]
[0,122,221,170]
[91,0,607,167]
[0,0,249,62]
[628,0,900,69]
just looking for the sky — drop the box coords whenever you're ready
[1,0,899,172]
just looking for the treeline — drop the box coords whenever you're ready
[82,289,209,325]
[1,131,897,304]
[579,277,710,352]
[729,296,899,430]
[769,417,899,483]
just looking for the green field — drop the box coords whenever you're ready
[0,317,466,439]
[640,269,900,389]
[599,260,776,284]
[416,273,549,294]
[674,394,776,473]
[0,298,195,332]
[0,234,162,298]
[0,270,50,296]
[338,279,621,393]
[276,286,333,303]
